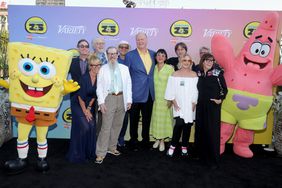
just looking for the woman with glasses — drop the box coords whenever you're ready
[67,54,101,163]
[165,54,198,157]
[150,49,174,152]
[195,53,227,169]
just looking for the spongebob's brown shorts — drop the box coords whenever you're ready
[11,107,58,127]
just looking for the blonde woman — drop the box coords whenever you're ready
[67,55,101,163]
[165,54,198,157]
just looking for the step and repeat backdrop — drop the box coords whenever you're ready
[8,5,282,143]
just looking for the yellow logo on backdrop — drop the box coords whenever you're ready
[98,19,119,36]
[62,108,72,123]
[170,20,192,38]
[25,17,47,34]
[243,21,260,38]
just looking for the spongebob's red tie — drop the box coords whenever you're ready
[25,106,35,122]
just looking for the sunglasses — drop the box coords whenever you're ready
[108,52,118,56]
[119,45,129,49]
[78,44,89,48]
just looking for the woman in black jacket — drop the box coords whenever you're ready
[195,53,228,169]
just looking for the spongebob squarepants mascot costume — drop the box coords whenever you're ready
[0,42,80,174]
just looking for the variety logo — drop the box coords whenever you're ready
[203,29,232,38]
[130,27,159,37]
[243,21,260,38]
[97,18,119,36]
[170,20,192,38]
[25,16,47,34]
[58,25,86,34]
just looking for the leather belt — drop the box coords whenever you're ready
[110,91,123,96]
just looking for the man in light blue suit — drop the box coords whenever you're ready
[125,32,155,150]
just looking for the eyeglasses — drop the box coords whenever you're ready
[90,64,101,67]
[204,59,215,63]
[108,52,118,56]
[78,44,89,48]
[119,45,129,49]
[95,42,105,45]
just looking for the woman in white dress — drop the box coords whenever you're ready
[165,54,198,157]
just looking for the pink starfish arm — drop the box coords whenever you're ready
[211,34,235,72]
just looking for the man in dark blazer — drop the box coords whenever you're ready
[69,39,90,86]
[125,33,155,150]
[69,39,90,136]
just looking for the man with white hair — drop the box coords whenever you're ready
[92,37,107,65]
[125,32,155,151]
[92,37,107,136]
[95,46,132,164]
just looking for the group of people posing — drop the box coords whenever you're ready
[66,32,228,168]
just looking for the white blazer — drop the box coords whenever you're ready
[97,63,132,111]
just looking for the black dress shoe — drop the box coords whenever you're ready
[128,140,139,151]
[36,157,50,173]
[4,158,28,175]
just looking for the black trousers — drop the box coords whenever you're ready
[171,117,193,147]
[196,101,221,165]
[129,94,153,144]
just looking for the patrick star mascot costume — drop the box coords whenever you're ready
[211,12,282,158]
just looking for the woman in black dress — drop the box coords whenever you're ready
[195,53,227,168]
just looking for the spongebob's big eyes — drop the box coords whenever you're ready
[38,62,56,79]
[260,44,270,57]
[18,58,37,76]
[250,42,262,55]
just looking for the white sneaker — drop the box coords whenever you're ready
[159,141,165,152]
[167,145,175,157]
[181,146,188,156]
[153,140,160,149]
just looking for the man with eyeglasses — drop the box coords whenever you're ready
[92,37,107,136]
[68,39,90,161]
[95,47,132,164]
[92,37,108,65]
[70,39,90,84]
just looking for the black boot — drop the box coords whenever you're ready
[4,158,28,175]
[36,157,49,173]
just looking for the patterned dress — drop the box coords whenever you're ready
[150,64,174,139]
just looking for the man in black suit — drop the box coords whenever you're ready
[69,39,90,136]
[69,39,90,85]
